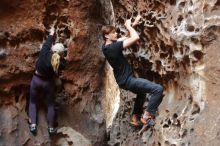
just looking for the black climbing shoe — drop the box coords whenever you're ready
[29,124,37,136]
[48,127,57,135]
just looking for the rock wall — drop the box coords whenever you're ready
[0,0,220,146]
[106,0,220,146]
[0,0,107,146]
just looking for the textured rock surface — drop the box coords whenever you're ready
[0,0,220,146]
[106,0,220,146]
[0,0,107,146]
[55,127,92,146]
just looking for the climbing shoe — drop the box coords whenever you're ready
[48,127,57,135]
[141,112,156,127]
[130,114,142,127]
[29,124,37,136]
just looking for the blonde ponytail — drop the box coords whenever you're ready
[51,53,60,74]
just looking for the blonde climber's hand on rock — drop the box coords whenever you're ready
[49,26,55,36]
[50,20,57,36]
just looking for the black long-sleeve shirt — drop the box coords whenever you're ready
[35,35,66,78]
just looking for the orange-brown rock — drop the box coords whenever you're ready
[0,0,107,145]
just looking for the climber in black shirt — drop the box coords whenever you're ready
[101,15,163,127]
[29,27,67,136]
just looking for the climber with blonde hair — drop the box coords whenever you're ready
[28,27,67,136]
[101,15,163,127]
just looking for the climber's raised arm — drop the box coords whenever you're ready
[122,19,140,48]
[117,15,142,42]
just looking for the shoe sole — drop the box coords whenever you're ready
[141,118,155,127]
[129,121,143,127]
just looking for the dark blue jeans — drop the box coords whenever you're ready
[29,74,55,127]
[121,76,163,116]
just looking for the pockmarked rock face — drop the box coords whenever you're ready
[106,0,220,146]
